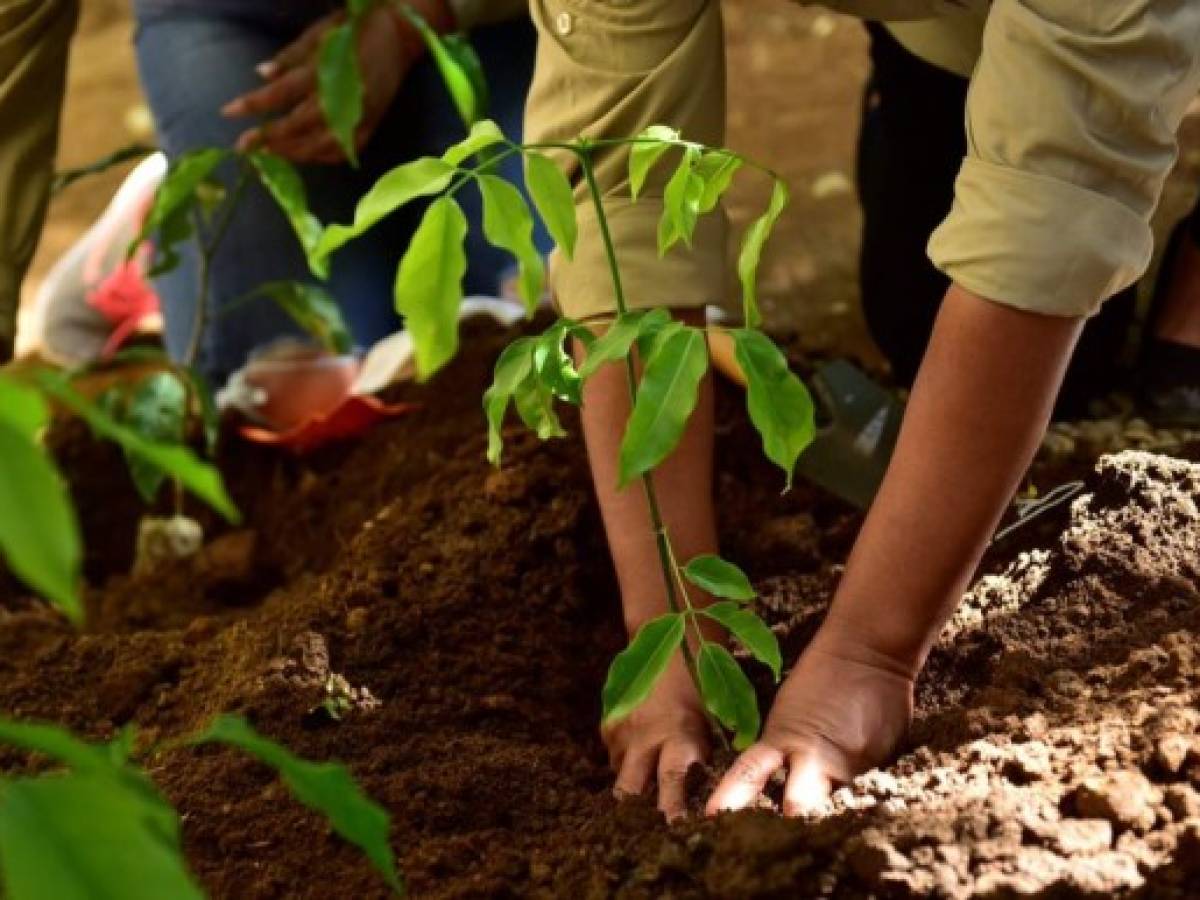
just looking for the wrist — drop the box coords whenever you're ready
[815,606,926,682]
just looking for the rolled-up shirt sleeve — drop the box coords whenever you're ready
[524,0,726,320]
[928,0,1200,317]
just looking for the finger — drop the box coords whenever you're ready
[259,97,326,144]
[657,740,704,822]
[706,743,785,816]
[221,66,314,118]
[261,14,341,77]
[782,751,833,817]
[613,746,657,800]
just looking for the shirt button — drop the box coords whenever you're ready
[555,10,574,35]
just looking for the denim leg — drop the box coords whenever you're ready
[135,11,541,386]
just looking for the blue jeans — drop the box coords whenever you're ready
[134,5,541,385]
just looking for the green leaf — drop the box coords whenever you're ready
[393,196,468,380]
[402,8,483,127]
[314,156,456,277]
[0,376,49,439]
[532,319,583,405]
[737,178,789,328]
[577,309,670,380]
[525,151,577,259]
[483,337,535,465]
[442,119,505,167]
[123,372,188,504]
[617,324,709,487]
[657,147,703,256]
[730,329,815,489]
[697,643,760,750]
[512,368,566,441]
[317,22,364,166]
[628,125,679,201]
[131,148,228,276]
[477,174,544,314]
[37,374,240,523]
[694,151,743,214]
[699,601,781,681]
[0,421,81,623]
[249,151,324,260]
[193,715,403,894]
[682,554,755,602]
[251,282,353,354]
[601,612,685,724]
[0,773,204,900]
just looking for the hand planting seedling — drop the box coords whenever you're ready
[299,10,815,758]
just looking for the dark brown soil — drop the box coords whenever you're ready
[2,321,1200,899]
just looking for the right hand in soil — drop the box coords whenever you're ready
[602,653,711,822]
[706,623,915,817]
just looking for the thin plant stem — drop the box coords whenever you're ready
[576,147,729,749]
[184,162,251,369]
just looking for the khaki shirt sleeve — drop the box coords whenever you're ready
[928,0,1200,318]
[524,0,726,321]
[0,0,77,356]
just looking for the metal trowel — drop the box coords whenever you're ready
[708,329,902,509]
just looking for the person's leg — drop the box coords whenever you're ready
[134,8,333,385]
[856,24,1134,413]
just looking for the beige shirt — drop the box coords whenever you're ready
[525,0,1200,322]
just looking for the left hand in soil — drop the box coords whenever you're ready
[603,653,712,822]
[706,623,915,817]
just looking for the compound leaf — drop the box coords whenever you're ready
[393,196,468,380]
[512,368,565,441]
[532,319,582,405]
[737,178,789,328]
[699,601,781,681]
[525,151,577,259]
[193,715,402,895]
[730,329,815,489]
[601,612,685,724]
[132,148,227,276]
[402,8,484,127]
[317,22,364,166]
[682,554,755,602]
[697,643,760,750]
[657,147,702,256]
[694,151,743,214]
[617,324,708,487]
[477,174,544,314]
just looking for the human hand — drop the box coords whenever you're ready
[706,622,914,817]
[603,652,711,822]
[220,4,436,164]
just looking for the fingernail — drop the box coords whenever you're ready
[221,100,242,118]
[255,61,278,79]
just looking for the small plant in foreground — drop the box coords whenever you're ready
[0,715,403,899]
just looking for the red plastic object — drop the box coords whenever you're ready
[239,394,417,453]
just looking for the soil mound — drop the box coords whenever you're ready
[1,324,1198,898]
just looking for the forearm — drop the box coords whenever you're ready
[576,310,720,635]
[823,284,1083,671]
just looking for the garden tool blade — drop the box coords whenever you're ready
[795,360,902,510]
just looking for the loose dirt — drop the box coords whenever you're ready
[2,321,1199,898]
